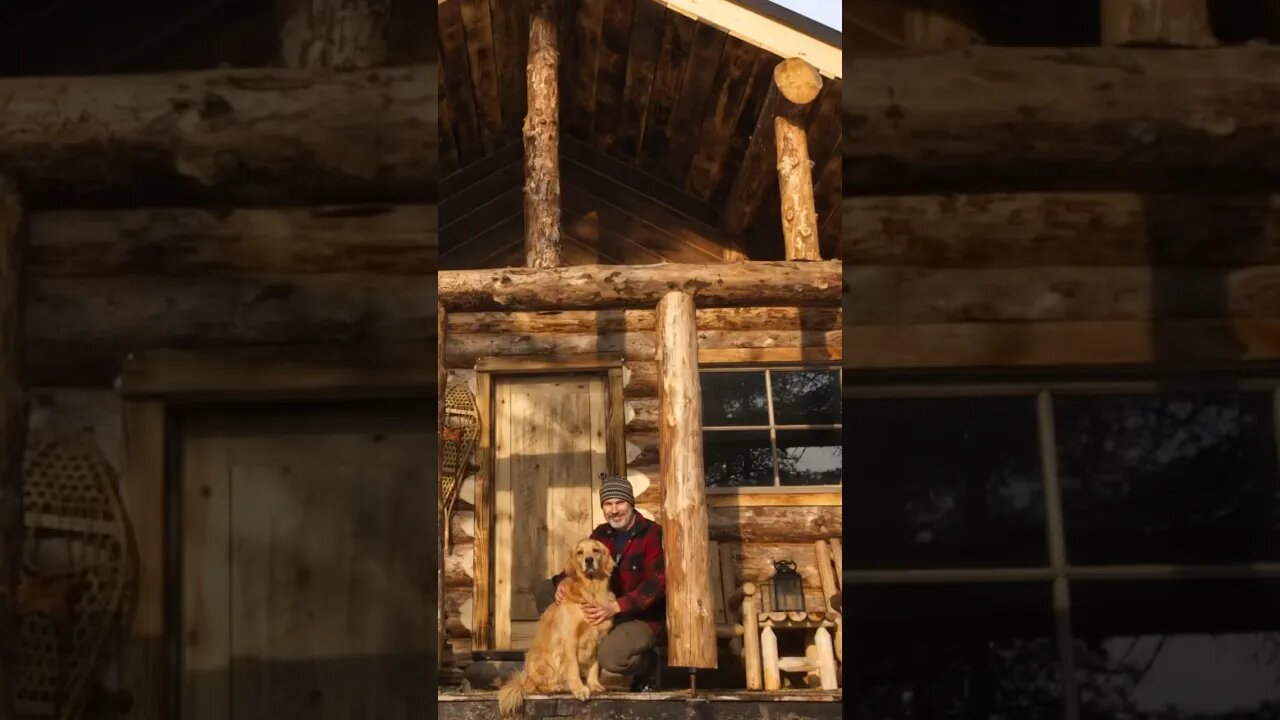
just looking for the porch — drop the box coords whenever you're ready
[437,690,843,720]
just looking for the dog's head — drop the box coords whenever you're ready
[567,538,614,580]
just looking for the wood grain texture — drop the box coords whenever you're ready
[459,0,503,154]
[843,192,1280,267]
[524,0,564,269]
[29,204,435,276]
[843,46,1280,194]
[0,66,433,207]
[439,260,841,311]
[656,291,717,669]
[776,116,820,261]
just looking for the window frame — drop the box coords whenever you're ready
[700,363,842,493]
[844,375,1280,720]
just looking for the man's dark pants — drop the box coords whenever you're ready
[534,579,656,676]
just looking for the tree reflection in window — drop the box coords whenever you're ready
[1055,392,1280,564]
[700,367,841,488]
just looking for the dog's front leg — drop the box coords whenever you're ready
[564,636,590,701]
[587,660,606,693]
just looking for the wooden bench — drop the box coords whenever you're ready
[709,538,842,691]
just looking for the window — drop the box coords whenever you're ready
[699,366,841,489]
[846,381,1280,720]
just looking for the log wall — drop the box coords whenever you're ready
[441,302,842,654]
[843,192,1280,371]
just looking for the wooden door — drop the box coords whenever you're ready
[493,375,607,649]
[180,402,433,720]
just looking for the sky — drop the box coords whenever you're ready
[768,0,841,31]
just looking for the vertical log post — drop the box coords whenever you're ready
[524,0,564,269]
[814,626,838,690]
[722,58,823,240]
[775,100,821,261]
[656,291,716,670]
[1100,0,1216,47]
[741,584,763,690]
[436,304,446,672]
[277,0,392,70]
[0,179,28,720]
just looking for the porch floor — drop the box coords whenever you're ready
[438,689,843,720]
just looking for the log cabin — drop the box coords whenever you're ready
[0,2,435,719]
[843,2,1280,719]
[437,1,842,718]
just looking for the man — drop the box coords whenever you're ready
[535,473,665,691]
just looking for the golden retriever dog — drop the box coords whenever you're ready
[498,538,617,718]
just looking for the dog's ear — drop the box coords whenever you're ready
[600,544,616,576]
[564,546,583,579]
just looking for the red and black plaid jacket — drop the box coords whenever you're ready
[553,513,666,638]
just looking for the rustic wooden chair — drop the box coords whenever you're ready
[711,535,839,686]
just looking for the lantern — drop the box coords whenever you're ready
[770,559,805,612]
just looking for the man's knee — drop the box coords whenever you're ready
[533,579,556,614]
[598,622,655,674]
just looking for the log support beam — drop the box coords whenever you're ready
[0,179,28,720]
[524,0,563,269]
[776,114,820,260]
[438,260,841,312]
[722,58,823,237]
[656,291,716,670]
[1101,0,1215,47]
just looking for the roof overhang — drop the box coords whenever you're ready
[657,0,842,78]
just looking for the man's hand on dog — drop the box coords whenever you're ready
[581,599,620,625]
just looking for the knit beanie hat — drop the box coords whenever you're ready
[598,473,635,506]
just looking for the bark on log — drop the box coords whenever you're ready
[843,193,1280,267]
[842,319,1280,370]
[524,0,563,269]
[29,204,435,275]
[723,58,823,236]
[446,307,842,335]
[844,265,1280,323]
[1101,0,1215,47]
[25,275,434,386]
[776,116,821,261]
[656,291,716,669]
[445,544,475,588]
[0,65,433,207]
[707,505,843,543]
[627,398,658,432]
[278,0,391,69]
[438,261,841,311]
[843,47,1280,194]
[0,180,27,718]
[443,330,841,368]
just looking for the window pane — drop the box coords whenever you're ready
[1071,579,1280,718]
[1055,391,1280,565]
[851,582,1063,719]
[704,430,773,487]
[845,396,1048,569]
[776,429,841,485]
[771,369,840,425]
[700,372,769,426]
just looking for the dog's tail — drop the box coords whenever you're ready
[497,670,536,718]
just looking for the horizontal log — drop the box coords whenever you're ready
[843,47,1280,194]
[446,307,841,334]
[843,193,1280,267]
[29,205,436,275]
[626,398,657,432]
[843,319,1280,370]
[445,544,474,589]
[443,585,473,639]
[450,509,475,545]
[0,65,433,207]
[624,362,658,397]
[26,275,434,386]
[708,505,842,543]
[845,266,1280,323]
[438,261,841,311]
[443,330,840,367]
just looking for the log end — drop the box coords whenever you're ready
[773,58,823,106]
